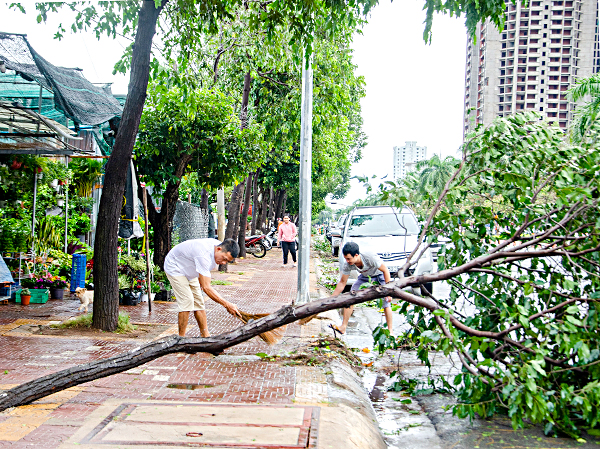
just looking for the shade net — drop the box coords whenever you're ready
[0,33,122,126]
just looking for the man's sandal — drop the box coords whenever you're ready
[328,323,343,339]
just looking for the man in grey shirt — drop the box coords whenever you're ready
[330,242,393,335]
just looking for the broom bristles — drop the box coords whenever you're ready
[298,314,318,325]
[238,310,286,345]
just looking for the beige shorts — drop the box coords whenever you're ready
[166,274,205,312]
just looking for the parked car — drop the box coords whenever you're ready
[334,206,434,294]
[330,214,348,256]
[429,236,451,262]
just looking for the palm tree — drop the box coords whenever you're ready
[414,154,460,199]
[567,74,600,145]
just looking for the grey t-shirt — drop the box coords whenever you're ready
[340,251,384,277]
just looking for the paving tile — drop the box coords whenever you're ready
[0,251,322,447]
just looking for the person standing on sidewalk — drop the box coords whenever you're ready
[278,215,297,267]
[164,238,242,337]
[329,242,393,335]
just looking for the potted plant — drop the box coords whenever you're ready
[20,276,50,304]
[50,277,67,300]
[19,288,31,305]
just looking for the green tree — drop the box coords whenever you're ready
[26,0,513,330]
[414,154,460,199]
[134,84,265,268]
[368,112,600,439]
[568,73,600,145]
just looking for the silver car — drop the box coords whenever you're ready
[335,206,434,294]
[330,213,348,257]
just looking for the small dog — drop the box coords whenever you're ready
[75,287,94,313]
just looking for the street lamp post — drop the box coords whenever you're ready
[296,54,313,305]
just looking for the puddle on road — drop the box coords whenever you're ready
[362,369,404,447]
[167,383,215,390]
[368,374,387,402]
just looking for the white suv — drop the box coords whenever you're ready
[336,206,434,293]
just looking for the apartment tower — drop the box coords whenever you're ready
[393,141,427,180]
[463,0,600,137]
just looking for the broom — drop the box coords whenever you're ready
[237,310,287,345]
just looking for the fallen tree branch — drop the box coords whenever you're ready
[0,283,407,411]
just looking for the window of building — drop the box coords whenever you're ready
[544,24,548,28]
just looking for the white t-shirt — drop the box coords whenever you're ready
[164,238,220,280]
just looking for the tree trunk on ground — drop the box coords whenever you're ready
[250,170,259,235]
[92,1,163,332]
[0,282,423,412]
[137,153,192,269]
[238,174,253,257]
[200,188,209,210]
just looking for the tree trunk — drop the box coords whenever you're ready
[221,182,243,272]
[92,1,163,332]
[238,174,253,257]
[138,152,192,269]
[267,186,274,228]
[274,189,285,222]
[221,71,252,266]
[257,184,269,233]
[0,282,417,412]
[250,170,259,235]
[281,191,287,218]
[200,188,209,209]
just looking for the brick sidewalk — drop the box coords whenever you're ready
[0,249,331,448]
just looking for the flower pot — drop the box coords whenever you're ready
[50,179,59,188]
[57,199,65,207]
[17,289,49,304]
[50,288,65,300]
[140,293,155,302]
[21,295,31,305]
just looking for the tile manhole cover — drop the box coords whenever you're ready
[80,403,319,448]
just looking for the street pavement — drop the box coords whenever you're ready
[0,249,384,448]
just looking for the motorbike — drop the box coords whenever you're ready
[245,234,268,258]
[263,226,277,250]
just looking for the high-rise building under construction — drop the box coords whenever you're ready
[463,0,600,137]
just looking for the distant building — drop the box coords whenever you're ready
[393,142,427,180]
[463,0,600,138]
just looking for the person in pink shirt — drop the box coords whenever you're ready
[278,215,297,267]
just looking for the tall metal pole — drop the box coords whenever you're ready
[31,170,38,256]
[64,157,69,253]
[217,187,225,241]
[295,53,313,305]
[143,185,152,313]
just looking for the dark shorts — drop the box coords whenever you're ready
[351,273,391,308]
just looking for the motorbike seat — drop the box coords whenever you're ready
[245,235,263,241]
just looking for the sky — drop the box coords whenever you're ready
[346,0,468,206]
[0,1,468,205]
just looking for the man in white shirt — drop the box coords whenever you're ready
[164,238,241,337]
